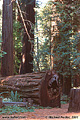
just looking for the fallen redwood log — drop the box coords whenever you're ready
[0,70,61,107]
[68,87,80,112]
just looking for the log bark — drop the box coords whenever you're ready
[0,71,61,107]
[68,88,80,112]
[0,98,3,108]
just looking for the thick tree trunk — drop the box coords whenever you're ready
[0,70,61,107]
[63,75,71,95]
[20,2,35,74]
[73,74,80,87]
[68,88,80,112]
[1,0,13,76]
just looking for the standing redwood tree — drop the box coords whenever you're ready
[20,0,35,74]
[52,0,80,95]
[1,0,14,76]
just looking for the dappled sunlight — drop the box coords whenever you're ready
[22,54,25,64]
[1,76,12,84]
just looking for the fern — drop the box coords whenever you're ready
[10,91,22,102]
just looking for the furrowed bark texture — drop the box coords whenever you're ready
[20,1,35,74]
[68,88,80,112]
[0,71,61,107]
[1,0,13,76]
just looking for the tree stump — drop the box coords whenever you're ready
[68,87,80,112]
[0,70,61,107]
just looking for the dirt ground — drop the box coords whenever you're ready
[0,104,80,120]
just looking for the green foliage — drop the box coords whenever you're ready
[10,91,22,102]
[33,0,80,91]
[37,106,52,109]
[61,101,67,104]
[0,50,7,58]
[13,21,23,74]
[61,94,69,104]
[33,1,53,71]
[0,105,34,115]
[0,8,6,58]
[33,38,51,71]
[52,0,80,77]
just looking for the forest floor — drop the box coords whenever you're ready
[0,104,80,120]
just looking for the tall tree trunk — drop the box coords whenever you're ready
[20,2,35,74]
[63,75,71,95]
[1,0,13,76]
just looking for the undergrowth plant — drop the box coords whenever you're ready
[10,91,22,102]
[0,105,34,115]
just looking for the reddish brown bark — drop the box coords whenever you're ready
[0,70,61,107]
[20,2,35,74]
[68,88,80,112]
[1,0,14,76]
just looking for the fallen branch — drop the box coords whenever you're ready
[9,0,31,40]
[3,102,27,107]
[16,0,31,40]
